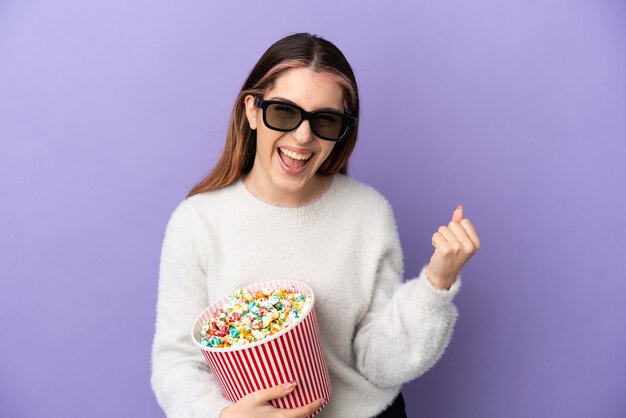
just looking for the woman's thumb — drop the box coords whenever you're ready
[452,204,463,222]
[281,380,297,393]
[250,381,298,404]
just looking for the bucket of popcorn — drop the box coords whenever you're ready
[190,280,331,416]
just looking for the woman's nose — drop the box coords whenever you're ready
[291,119,313,144]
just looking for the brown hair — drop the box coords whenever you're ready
[187,32,360,198]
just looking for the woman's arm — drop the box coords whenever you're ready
[352,202,462,388]
[150,199,232,418]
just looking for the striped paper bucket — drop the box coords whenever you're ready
[191,280,332,417]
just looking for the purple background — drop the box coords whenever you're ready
[1,1,625,417]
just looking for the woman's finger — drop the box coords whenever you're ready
[432,231,448,250]
[459,218,481,249]
[283,398,326,418]
[436,226,462,251]
[251,382,296,404]
[447,221,475,252]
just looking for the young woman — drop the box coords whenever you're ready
[151,32,480,418]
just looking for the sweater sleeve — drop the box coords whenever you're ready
[352,201,462,388]
[150,199,232,418]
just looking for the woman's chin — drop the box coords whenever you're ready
[272,174,310,193]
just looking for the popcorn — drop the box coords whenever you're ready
[199,286,312,348]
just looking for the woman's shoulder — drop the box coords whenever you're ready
[167,181,241,225]
[333,174,398,236]
[335,174,393,212]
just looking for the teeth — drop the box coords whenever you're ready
[279,147,312,160]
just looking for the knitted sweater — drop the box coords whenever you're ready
[150,173,462,418]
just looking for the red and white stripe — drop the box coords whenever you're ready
[191,280,332,417]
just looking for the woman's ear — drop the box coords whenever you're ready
[243,95,258,130]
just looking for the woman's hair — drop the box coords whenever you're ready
[187,32,360,198]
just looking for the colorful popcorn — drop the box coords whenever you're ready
[199,285,312,348]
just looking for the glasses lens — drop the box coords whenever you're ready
[312,112,344,140]
[266,103,301,130]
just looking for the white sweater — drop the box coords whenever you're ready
[150,173,462,418]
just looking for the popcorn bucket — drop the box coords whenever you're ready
[191,280,332,416]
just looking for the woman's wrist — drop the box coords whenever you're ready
[426,265,454,290]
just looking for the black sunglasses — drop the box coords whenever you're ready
[254,96,357,142]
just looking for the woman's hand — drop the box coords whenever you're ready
[219,381,325,418]
[427,204,481,290]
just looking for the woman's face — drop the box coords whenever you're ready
[244,67,344,206]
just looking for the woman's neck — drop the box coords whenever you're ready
[242,172,333,208]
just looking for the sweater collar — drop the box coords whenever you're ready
[232,174,344,225]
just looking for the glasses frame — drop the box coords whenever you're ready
[254,96,357,142]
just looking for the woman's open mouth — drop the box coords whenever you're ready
[277,147,313,175]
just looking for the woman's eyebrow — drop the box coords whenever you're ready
[269,96,343,113]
